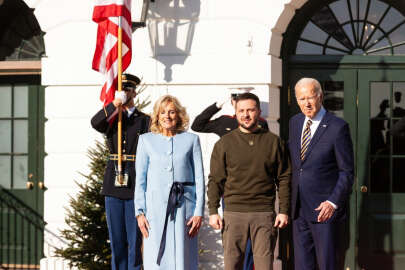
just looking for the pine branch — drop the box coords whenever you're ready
[56,91,149,269]
[55,140,110,270]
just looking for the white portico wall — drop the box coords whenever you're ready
[23,0,311,269]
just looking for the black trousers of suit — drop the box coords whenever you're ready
[293,207,339,270]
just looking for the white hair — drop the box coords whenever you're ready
[294,78,323,97]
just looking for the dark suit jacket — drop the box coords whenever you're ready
[288,111,354,222]
[91,102,150,199]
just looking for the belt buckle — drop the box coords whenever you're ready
[114,173,129,187]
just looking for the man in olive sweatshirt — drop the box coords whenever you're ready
[207,93,291,270]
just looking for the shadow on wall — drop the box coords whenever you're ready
[148,0,201,82]
[260,101,269,119]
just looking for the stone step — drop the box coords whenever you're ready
[39,258,76,270]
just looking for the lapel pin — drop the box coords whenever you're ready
[322,124,327,127]
[226,128,231,131]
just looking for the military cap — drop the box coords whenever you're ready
[122,73,141,90]
[229,87,255,99]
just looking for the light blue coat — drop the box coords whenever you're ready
[134,132,205,270]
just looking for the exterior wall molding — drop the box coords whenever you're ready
[267,0,308,133]
[269,0,309,87]
[0,60,41,75]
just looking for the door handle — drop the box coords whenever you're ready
[360,185,368,193]
[38,181,46,190]
[26,181,34,190]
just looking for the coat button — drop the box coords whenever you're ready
[300,169,303,172]
[123,149,126,153]
[123,140,126,144]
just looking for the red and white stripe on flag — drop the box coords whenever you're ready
[92,0,132,105]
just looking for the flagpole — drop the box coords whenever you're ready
[117,16,123,184]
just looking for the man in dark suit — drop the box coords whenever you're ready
[91,74,150,270]
[288,78,354,270]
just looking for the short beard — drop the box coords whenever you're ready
[239,119,258,131]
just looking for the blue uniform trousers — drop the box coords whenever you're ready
[243,240,254,270]
[105,196,142,270]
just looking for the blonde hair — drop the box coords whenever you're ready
[150,95,189,134]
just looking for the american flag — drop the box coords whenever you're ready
[92,0,132,105]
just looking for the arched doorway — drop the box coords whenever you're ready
[281,0,405,269]
[0,0,45,60]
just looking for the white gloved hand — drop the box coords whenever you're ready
[114,91,127,105]
[215,96,231,109]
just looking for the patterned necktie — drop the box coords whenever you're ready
[301,119,313,160]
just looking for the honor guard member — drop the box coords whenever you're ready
[191,91,269,137]
[191,89,268,270]
[91,73,150,270]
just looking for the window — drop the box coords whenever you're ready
[0,84,29,189]
[296,0,405,55]
[370,82,405,193]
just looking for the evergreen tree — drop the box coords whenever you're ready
[55,140,111,269]
[56,87,150,269]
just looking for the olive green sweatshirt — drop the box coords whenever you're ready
[207,128,291,215]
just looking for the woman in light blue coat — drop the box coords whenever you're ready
[135,95,205,270]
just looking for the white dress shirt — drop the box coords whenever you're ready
[301,106,326,141]
[127,106,136,117]
[106,105,137,122]
[300,106,337,209]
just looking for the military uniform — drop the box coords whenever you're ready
[191,102,269,137]
[191,102,269,270]
[91,78,150,270]
[91,102,150,198]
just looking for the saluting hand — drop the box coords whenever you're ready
[187,216,203,238]
[137,214,150,238]
[216,96,231,109]
[113,91,127,107]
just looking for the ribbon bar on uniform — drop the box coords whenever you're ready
[157,181,195,265]
[109,154,136,162]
